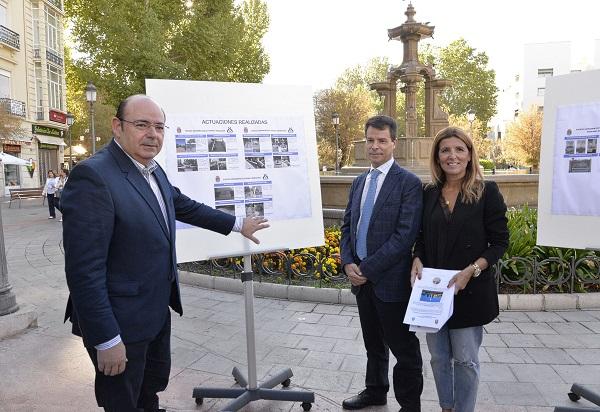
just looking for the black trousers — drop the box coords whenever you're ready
[86,312,171,412]
[356,282,423,412]
[47,194,56,217]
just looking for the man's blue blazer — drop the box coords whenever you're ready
[62,140,235,348]
[340,162,423,302]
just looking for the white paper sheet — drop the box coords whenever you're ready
[403,267,457,333]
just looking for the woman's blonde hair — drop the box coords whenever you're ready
[429,126,484,204]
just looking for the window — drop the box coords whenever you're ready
[33,5,40,48]
[537,87,545,96]
[0,69,10,98]
[47,64,63,110]
[35,63,43,118]
[538,68,553,77]
[0,3,7,27]
[45,6,60,54]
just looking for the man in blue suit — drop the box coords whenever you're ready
[340,115,423,412]
[62,95,268,412]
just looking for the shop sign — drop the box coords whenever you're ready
[32,124,62,137]
[39,143,58,149]
[49,110,66,124]
[2,144,21,153]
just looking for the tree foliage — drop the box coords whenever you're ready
[66,0,270,106]
[65,47,115,153]
[314,88,374,168]
[421,39,497,130]
[505,106,543,168]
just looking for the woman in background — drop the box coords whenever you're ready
[43,170,58,219]
[55,169,69,222]
[411,126,509,412]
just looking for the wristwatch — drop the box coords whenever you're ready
[471,263,482,278]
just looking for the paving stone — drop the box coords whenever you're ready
[553,365,600,384]
[289,311,323,324]
[339,354,367,373]
[524,348,577,364]
[322,325,361,340]
[484,322,520,334]
[482,333,508,347]
[331,339,365,355]
[500,333,545,348]
[480,363,517,382]
[263,347,309,366]
[295,336,338,352]
[284,301,316,312]
[313,303,344,314]
[557,310,599,322]
[497,311,532,322]
[303,368,354,393]
[581,310,600,320]
[548,321,595,335]
[574,334,600,348]
[514,322,557,335]
[580,321,600,333]
[318,313,352,326]
[565,348,600,364]
[527,311,565,323]
[486,347,535,364]
[509,363,564,383]
[290,322,328,337]
[487,382,546,406]
[536,334,587,349]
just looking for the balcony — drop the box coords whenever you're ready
[46,50,63,66]
[0,25,20,50]
[0,98,26,117]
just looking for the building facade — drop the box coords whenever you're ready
[0,0,67,195]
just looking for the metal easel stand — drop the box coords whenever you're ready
[554,383,600,412]
[192,254,314,411]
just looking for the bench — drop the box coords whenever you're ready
[9,188,45,208]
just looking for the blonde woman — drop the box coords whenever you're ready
[411,126,509,412]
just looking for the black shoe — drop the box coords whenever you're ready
[342,390,387,410]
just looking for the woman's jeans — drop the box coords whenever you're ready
[426,324,483,412]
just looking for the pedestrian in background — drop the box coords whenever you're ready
[55,169,69,222]
[411,126,509,412]
[42,170,58,219]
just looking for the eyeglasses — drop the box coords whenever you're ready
[119,118,168,134]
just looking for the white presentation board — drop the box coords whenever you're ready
[146,80,325,262]
[538,69,600,249]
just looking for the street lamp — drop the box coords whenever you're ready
[66,112,75,169]
[85,81,97,155]
[467,108,476,136]
[331,112,340,174]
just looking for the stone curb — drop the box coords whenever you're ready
[178,271,600,310]
[0,306,38,340]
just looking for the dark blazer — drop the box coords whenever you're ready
[62,140,235,348]
[413,180,509,328]
[340,162,423,302]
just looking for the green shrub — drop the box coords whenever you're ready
[479,159,494,170]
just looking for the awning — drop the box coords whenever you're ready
[35,135,66,146]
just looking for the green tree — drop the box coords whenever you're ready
[430,39,498,129]
[314,87,374,169]
[505,106,543,169]
[65,47,115,153]
[66,0,270,107]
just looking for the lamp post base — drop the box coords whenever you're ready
[0,285,18,316]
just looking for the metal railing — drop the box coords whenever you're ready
[47,50,63,66]
[0,98,26,117]
[0,25,20,50]
[179,253,600,294]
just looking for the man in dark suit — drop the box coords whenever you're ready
[340,115,423,412]
[62,95,268,412]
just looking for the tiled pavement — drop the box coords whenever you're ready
[1,200,600,412]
